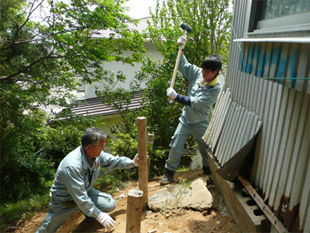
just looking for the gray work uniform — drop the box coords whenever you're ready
[165,55,222,171]
[37,146,134,233]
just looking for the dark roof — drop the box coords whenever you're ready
[47,92,144,125]
[71,91,143,117]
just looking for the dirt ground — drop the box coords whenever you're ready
[8,169,240,233]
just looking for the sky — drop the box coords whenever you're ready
[124,0,161,19]
[30,0,161,22]
[32,0,231,22]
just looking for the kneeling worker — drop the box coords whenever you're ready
[37,127,139,232]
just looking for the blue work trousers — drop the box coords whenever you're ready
[165,120,210,171]
[36,188,116,233]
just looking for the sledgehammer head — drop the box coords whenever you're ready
[180,23,192,33]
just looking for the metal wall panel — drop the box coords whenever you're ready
[204,89,232,150]
[203,90,262,166]
[206,0,310,232]
[239,42,310,94]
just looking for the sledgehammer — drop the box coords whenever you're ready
[168,23,192,102]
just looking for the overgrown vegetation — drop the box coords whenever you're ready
[1,0,145,229]
[0,0,232,230]
[106,125,170,178]
[0,116,100,231]
[0,190,51,230]
[0,0,145,204]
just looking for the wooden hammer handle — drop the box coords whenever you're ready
[170,29,187,89]
[168,30,187,103]
[170,44,184,89]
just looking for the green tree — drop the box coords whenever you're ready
[148,0,232,74]
[98,0,232,176]
[0,0,146,203]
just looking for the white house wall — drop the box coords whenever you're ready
[85,42,162,98]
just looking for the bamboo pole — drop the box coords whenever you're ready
[125,189,143,233]
[137,117,148,210]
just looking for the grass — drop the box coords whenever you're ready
[0,194,50,231]
[178,177,191,188]
[176,165,191,173]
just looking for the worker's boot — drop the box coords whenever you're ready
[160,169,174,185]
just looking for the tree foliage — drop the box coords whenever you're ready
[149,0,232,74]
[0,0,146,203]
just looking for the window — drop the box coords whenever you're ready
[247,0,310,35]
[258,0,310,20]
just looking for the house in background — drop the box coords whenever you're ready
[78,17,163,100]
[203,0,309,232]
[65,17,163,135]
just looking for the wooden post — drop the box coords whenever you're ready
[126,189,143,233]
[137,117,148,210]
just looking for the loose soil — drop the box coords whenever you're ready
[7,169,240,233]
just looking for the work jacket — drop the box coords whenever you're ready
[50,146,134,218]
[178,55,222,124]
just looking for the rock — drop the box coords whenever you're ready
[148,177,213,211]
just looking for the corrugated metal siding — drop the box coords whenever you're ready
[203,89,262,165]
[239,42,310,94]
[206,0,310,232]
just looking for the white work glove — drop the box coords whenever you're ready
[97,212,115,230]
[133,154,139,166]
[167,87,177,99]
[177,36,186,46]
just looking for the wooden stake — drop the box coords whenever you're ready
[126,189,143,233]
[137,117,148,210]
